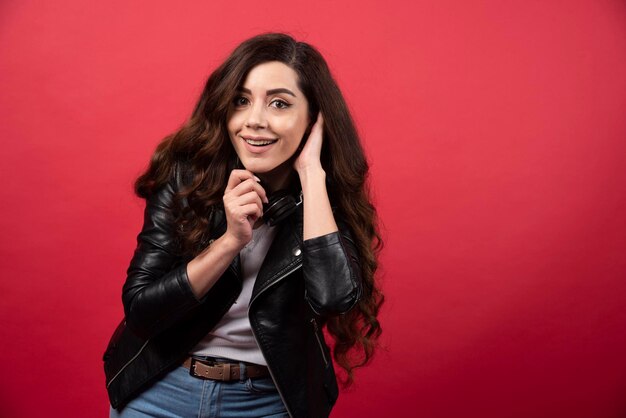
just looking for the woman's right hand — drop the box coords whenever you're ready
[222,169,269,249]
[186,169,268,300]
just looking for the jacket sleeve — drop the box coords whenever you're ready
[302,219,363,316]
[121,176,204,340]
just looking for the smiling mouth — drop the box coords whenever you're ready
[243,138,278,146]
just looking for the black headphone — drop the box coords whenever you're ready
[262,188,303,226]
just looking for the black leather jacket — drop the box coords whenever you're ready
[103,166,362,418]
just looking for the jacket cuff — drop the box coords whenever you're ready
[303,231,360,316]
[125,264,203,338]
[303,230,342,249]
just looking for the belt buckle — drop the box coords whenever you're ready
[188,357,201,378]
[189,357,234,381]
[188,357,215,378]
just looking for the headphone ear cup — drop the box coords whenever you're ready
[263,190,298,226]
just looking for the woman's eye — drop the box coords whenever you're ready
[233,96,249,107]
[270,100,290,109]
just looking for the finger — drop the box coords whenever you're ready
[225,190,263,214]
[301,113,324,156]
[234,191,264,213]
[225,169,260,192]
[239,203,263,220]
[227,201,262,223]
[230,178,268,203]
[311,112,323,133]
[307,113,323,142]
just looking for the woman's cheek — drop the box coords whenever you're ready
[279,117,306,139]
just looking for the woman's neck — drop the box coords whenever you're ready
[257,164,296,194]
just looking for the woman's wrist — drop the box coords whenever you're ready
[218,231,247,254]
[298,166,338,240]
[187,232,242,299]
[296,165,325,186]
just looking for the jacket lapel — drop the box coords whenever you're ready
[250,208,304,300]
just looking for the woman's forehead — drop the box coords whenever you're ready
[241,61,303,96]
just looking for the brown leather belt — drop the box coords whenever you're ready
[182,357,270,382]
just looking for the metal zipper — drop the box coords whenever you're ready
[310,318,329,367]
[248,262,302,418]
[106,338,150,389]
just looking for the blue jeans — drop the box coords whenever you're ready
[109,358,289,418]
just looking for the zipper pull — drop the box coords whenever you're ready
[311,318,318,332]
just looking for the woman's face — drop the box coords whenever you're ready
[227,61,310,188]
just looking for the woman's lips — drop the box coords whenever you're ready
[241,136,278,154]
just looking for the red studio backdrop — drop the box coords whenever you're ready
[1,1,626,417]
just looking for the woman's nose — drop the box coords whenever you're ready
[245,102,267,129]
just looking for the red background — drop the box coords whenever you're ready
[1,1,626,417]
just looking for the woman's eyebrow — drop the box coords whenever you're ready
[266,88,296,97]
[238,87,297,97]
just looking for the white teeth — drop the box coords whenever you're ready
[244,139,276,146]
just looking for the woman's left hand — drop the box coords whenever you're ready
[294,112,337,239]
[294,112,324,174]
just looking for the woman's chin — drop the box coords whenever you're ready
[246,161,295,190]
[243,164,272,176]
[243,158,286,175]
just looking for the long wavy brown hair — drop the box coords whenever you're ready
[133,32,383,386]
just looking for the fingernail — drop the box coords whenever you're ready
[254,175,261,182]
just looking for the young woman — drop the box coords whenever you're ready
[103,32,383,418]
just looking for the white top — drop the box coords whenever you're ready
[190,222,277,365]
